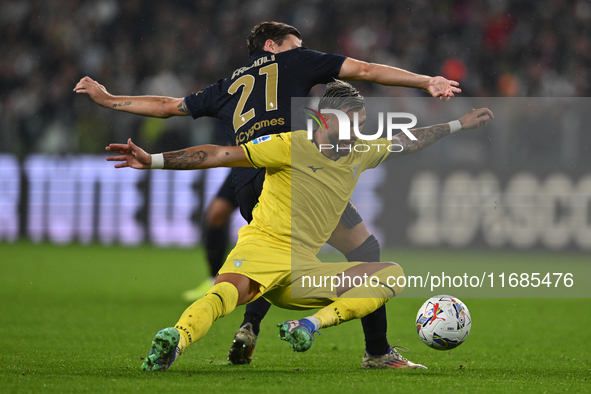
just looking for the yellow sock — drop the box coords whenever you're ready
[313,263,405,328]
[313,297,385,328]
[313,306,340,328]
[178,333,188,355]
[175,282,238,348]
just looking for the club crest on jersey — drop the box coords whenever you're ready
[350,164,361,179]
[253,135,272,144]
[233,259,248,267]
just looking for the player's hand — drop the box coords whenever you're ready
[426,76,461,100]
[73,76,113,107]
[105,138,152,169]
[458,108,494,130]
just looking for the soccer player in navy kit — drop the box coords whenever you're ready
[74,21,461,368]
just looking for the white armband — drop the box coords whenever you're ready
[150,153,164,169]
[448,120,462,134]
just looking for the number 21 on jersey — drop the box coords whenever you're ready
[228,63,278,132]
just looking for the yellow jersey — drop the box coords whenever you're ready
[242,130,392,255]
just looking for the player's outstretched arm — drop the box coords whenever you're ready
[386,108,494,160]
[338,58,461,98]
[74,76,189,118]
[105,139,252,170]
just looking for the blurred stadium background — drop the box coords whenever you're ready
[1,0,590,251]
[2,2,591,392]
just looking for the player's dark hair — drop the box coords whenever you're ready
[318,80,364,112]
[247,22,301,57]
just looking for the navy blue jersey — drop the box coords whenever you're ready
[185,47,346,191]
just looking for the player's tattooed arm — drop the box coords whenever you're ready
[162,145,253,170]
[74,76,189,118]
[164,149,207,170]
[386,108,494,160]
[112,101,132,108]
[106,140,253,170]
[387,124,450,159]
[177,100,190,114]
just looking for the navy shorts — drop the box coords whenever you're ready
[215,172,238,207]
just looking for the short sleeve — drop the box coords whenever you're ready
[184,79,224,119]
[297,48,346,86]
[242,133,291,169]
[358,138,393,171]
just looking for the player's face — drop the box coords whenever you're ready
[270,34,302,53]
[326,106,366,157]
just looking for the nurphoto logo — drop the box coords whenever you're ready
[303,107,416,153]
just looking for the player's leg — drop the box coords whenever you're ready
[204,197,235,274]
[312,269,427,370]
[327,202,390,358]
[273,261,401,352]
[176,273,260,349]
[272,260,427,369]
[183,173,238,301]
[228,170,272,364]
[142,273,259,371]
[312,262,403,327]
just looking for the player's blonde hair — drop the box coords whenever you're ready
[318,80,364,112]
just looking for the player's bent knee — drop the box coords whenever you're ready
[373,262,405,297]
[336,262,405,298]
[363,261,400,275]
[344,234,380,262]
[215,273,260,305]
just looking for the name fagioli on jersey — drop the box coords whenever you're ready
[231,55,276,79]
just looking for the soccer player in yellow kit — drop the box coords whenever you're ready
[106,81,492,371]
[76,21,462,367]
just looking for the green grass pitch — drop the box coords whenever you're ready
[1,242,589,393]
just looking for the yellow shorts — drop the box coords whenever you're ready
[218,226,364,310]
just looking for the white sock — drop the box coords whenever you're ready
[304,316,321,331]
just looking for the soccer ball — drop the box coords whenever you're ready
[415,295,471,350]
